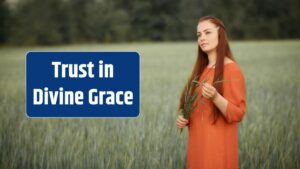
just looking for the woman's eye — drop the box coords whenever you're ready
[206,32,211,34]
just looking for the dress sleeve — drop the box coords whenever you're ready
[223,66,246,123]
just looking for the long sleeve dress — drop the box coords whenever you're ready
[186,62,246,169]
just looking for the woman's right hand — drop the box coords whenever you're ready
[176,115,189,129]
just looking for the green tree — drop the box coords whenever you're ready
[0,0,9,44]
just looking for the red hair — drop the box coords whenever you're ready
[178,16,235,123]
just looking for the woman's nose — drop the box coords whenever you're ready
[199,35,206,41]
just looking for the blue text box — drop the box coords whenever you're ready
[26,52,140,117]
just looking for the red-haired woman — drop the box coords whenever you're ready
[176,16,246,169]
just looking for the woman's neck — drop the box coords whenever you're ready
[207,50,217,67]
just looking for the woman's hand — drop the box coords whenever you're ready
[176,115,189,129]
[201,82,218,100]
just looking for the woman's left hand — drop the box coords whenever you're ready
[202,83,218,100]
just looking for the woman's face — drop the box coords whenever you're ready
[197,20,219,53]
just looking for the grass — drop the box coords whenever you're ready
[0,40,299,169]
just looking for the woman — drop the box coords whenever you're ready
[176,16,246,169]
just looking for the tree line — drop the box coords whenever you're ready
[0,0,299,45]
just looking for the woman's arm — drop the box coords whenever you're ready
[202,68,246,123]
[202,83,228,116]
[212,92,228,116]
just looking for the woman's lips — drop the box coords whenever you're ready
[201,43,208,47]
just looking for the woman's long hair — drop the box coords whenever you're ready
[178,16,235,124]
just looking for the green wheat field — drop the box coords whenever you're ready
[0,41,299,169]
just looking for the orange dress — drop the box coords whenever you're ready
[187,62,246,169]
